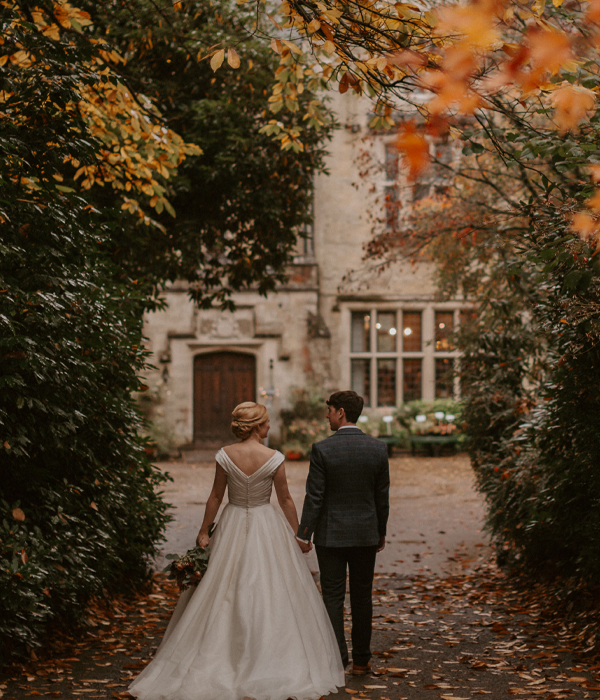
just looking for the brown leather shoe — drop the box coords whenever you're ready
[351,662,371,676]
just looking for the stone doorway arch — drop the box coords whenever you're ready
[193,351,256,448]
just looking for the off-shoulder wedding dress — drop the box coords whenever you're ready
[129,449,345,700]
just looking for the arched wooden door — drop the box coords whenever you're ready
[193,352,256,447]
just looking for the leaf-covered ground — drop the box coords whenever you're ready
[2,564,599,700]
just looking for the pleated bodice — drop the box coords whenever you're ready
[216,448,285,508]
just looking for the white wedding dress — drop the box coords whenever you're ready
[129,448,345,700]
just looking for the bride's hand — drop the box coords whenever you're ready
[196,531,210,548]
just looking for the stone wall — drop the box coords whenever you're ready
[141,92,462,450]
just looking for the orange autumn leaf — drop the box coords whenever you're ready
[396,122,430,179]
[586,188,600,210]
[422,47,481,115]
[586,0,600,23]
[527,29,573,75]
[549,84,596,133]
[485,30,572,95]
[435,0,501,49]
[12,507,25,521]
[387,50,427,69]
[571,212,599,237]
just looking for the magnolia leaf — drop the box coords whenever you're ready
[227,48,240,69]
[210,49,225,72]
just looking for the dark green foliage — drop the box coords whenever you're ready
[76,0,334,307]
[461,213,600,587]
[0,4,170,659]
[280,386,329,456]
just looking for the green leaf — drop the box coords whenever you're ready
[563,269,584,290]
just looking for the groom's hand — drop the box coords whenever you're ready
[377,535,386,552]
[297,538,312,553]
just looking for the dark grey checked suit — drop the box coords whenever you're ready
[297,426,390,667]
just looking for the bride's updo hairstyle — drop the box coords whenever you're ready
[231,402,269,440]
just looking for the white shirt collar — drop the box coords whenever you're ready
[337,424,358,430]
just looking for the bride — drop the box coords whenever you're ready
[129,402,345,700]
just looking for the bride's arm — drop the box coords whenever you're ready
[273,464,304,546]
[196,463,227,547]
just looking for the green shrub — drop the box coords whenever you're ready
[0,7,170,659]
[280,386,329,457]
[396,400,464,443]
[460,215,600,587]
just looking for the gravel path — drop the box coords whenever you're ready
[154,453,490,576]
[6,454,597,700]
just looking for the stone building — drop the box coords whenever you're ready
[142,92,464,450]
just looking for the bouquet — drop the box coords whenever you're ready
[163,525,216,591]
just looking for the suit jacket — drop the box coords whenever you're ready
[297,427,390,547]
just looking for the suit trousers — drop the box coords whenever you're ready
[316,544,378,668]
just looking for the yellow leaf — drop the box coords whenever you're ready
[270,38,283,54]
[323,40,336,54]
[282,39,302,55]
[0,55,8,67]
[12,508,25,521]
[532,0,546,15]
[267,13,282,30]
[553,0,563,6]
[10,50,34,67]
[227,48,240,69]
[307,18,321,32]
[210,49,225,72]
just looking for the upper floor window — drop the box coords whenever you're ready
[295,189,315,259]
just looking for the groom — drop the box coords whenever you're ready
[297,390,390,675]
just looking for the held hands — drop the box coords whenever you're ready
[296,538,312,554]
[196,531,210,549]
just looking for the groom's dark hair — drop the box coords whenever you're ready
[326,391,364,423]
